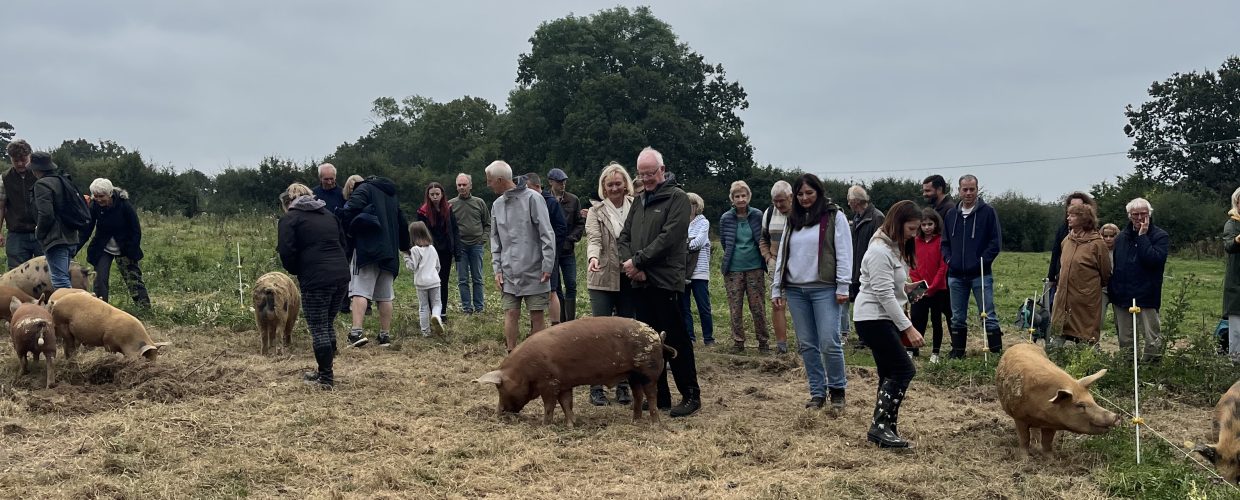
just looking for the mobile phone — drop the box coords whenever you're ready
[908,280,928,301]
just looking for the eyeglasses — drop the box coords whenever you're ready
[1129,211,1150,217]
[636,170,659,179]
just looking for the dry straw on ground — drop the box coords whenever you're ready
[0,317,1218,499]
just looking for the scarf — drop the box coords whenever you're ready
[602,196,631,235]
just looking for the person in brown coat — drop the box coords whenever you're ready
[1050,203,1112,345]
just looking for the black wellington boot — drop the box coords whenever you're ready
[867,379,911,449]
[303,345,334,390]
[947,328,967,359]
[986,328,1003,354]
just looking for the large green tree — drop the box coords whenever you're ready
[500,6,754,184]
[1124,56,1240,196]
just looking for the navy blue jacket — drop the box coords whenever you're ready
[941,198,1002,279]
[313,185,346,215]
[541,190,568,251]
[1108,222,1169,309]
[719,207,764,273]
[336,177,411,276]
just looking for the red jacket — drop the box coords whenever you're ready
[910,234,947,297]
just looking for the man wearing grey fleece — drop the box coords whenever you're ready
[486,161,556,353]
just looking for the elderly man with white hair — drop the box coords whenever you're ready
[761,180,794,353]
[487,160,556,352]
[312,163,345,214]
[85,178,151,308]
[619,147,701,417]
[1108,197,1169,364]
[845,185,884,349]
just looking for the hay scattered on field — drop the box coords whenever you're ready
[0,322,1221,498]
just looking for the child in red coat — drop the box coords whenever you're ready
[909,208,950,362]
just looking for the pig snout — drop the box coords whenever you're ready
[1078,405,1122,435]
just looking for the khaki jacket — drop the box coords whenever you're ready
[1051,230,1112,342]
[585,197,631,291]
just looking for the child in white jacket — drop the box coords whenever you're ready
[405,221,444,336]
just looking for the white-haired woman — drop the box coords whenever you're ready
[682,192,714,345]
[585,162,636,406]
[1224,187,1240,362]
[85,178,150,308]
[720,180,771,353]
[760,180,794,354]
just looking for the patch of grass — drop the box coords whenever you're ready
[1080,426,1237,499]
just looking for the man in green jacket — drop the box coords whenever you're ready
[450,172,490,314]
[618,147,700,418]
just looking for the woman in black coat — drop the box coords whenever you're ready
[278,183,350,389]
[415,182,461,321]
[86,178,151,308]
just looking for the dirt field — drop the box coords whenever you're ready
[0,314,1224,500]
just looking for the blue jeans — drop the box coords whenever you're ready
[456,243,485,312]
[5,231,42,269]
[557,253,577,298]
[680,278,714,342]
[948,275,1000,333]
[45,244,76,289]
[785,287,847,397]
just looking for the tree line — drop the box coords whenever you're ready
[5,7,1237,253]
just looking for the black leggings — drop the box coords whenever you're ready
[855,320,916,385]
[910,292,951,353]
[437,249,453,314]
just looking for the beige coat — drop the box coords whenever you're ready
[1051,230,1112,342]
[585,197,631,292]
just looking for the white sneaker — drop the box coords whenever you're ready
[430,316,445,336]
[930,353,940,364]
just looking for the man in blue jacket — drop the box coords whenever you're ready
[941,174,1003,358]
[1108,197,1169,364]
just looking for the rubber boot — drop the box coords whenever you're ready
[947,328,967,359]
[867,379,910,449]
[564,296,577,323]
[303,345,334,389]
[986,328,1003,354]
[589,385,608,406]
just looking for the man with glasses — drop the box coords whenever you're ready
[1108,197,1169,364]
[618,147,701,417]
[1,139,42,269]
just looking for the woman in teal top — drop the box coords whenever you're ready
[720,180,771,352]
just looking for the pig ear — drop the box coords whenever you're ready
[1193,443,1220,464]
[474,370,503,386]
[1077,369,1107,388]
[1049,389,1074,405]
[9,297,19,315]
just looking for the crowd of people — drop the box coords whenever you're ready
[9,136,1240,450]
[3,139,150,308]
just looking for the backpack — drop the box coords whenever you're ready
[55,175,92,230]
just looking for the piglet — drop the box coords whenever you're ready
[50,291,168,361]
[995,343,1122,455]
[9,296,56,388]
[0,285,36,324]
[1193,380,1240,484]
[475,316,675,427]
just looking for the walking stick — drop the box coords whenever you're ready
[1129,298,1143,464]
[980,258,989,362]
[236,242,245,306]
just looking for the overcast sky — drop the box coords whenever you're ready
[3,1,1236,201]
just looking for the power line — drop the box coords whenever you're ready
[818,137,1240,175]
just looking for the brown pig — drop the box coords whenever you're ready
[49,291,168,361]
[1193,380,1240,484]
[9,297,57,388]
[252,272,301,355]
[0,256,93,298]
[474,316,676,428]
[0,285,36,324]
[995,343,1122,455]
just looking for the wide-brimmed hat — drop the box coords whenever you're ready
[29,152,57,173]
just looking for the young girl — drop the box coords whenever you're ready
[405,221,445,337]
[908,208,949,362]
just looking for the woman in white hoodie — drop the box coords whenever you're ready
[854,200,925,449]
[405,221,444,337]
